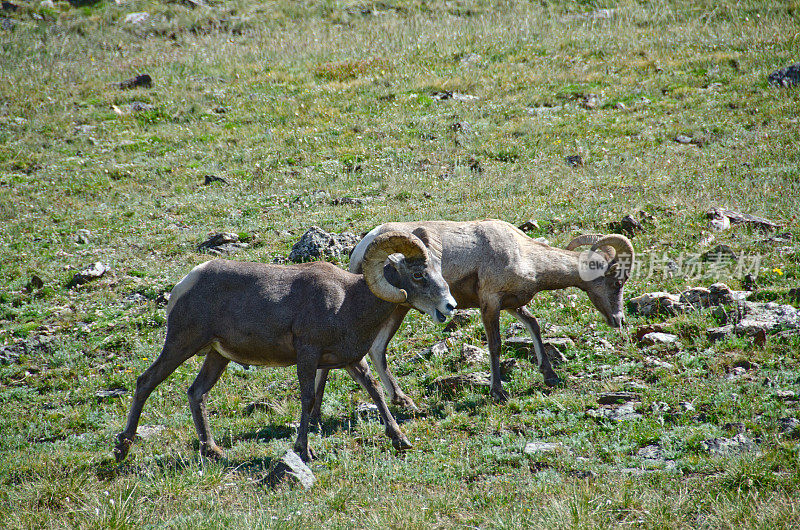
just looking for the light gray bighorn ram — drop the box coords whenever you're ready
[114,230,456,463]
[313,219,634,408]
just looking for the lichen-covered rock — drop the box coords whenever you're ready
[702,433,758,455]
[198,232,248,255]
[629,283,747,317]
[288,226,359,262]
[263,451,315,490]
[67,261,110,288]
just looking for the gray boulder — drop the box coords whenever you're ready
[288,226,359,263]
[263,450,315,490]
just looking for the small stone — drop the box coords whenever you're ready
[443,309,478,331]
[608,214,644,236]
[198,232,248,255]
[650,402,671,414]
[637,444,663,460]
[75,229,92,245]
[674,134,693,144]
[614,102,626,110]
[778,417,800,436]
[705,208,782,232]
[564,155,583,167]
[523,441,563,455]
[119,74,152,90]
[331,196,365,206]
[96,388,128,401]
[518,220,540,232]
[679,401,696,413]
[27,275,45,290]
[543,343,567,366]
[707,325,734,341]
[355,402,380,423]
[701,244,737,262]
[423,340,449,359]
[461,344,488,365]
[431,372,491,393]
[263,451,315,490]
[775,390,799,402]
[125,12,149,24]
[581,94,601,109]
[598,391,640,405]
[768,63,800,88]
[203,175,228,185]
[137,424,166,439]
[68,262,109,288]
[640,332,680,346]
[702,433,758,455]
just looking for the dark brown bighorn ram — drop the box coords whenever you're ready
[314,219,634,408]
[114,230,456,463]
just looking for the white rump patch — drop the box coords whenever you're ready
[166,261,212,316]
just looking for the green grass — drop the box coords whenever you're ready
[1,0,800,527]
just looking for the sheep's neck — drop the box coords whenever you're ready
[524,246,586,290]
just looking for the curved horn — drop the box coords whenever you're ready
[590,234,635,279]
[362,231,429,303]
[566,234,603,251]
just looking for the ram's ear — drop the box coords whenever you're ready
[605,261,620,278]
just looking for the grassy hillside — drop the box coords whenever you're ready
[1,0,799,527]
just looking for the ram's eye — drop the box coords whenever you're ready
[412,272,424,281]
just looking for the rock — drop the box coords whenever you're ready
[198,232,249,255]
[355,402,380,423]
[203,175,228,185]
[637,444,663,460]
[431,91,479,102]
[543,343,567,366]
[581,94,601,109]
[119,74,152,90]
[504,336,534,354]
[422,340,449,359]
[564,155,583,167]
[775,390,799,402]
[461,344,488,365]
[443,309,478,331]
[674,134,693,145]
[2,1,18,11]
[701,244,737,262]
[68,262,110,288]
[598,391,640,405]
[644,356,675,370]
[431,371,491,393]
[679,401,696,413]
[75,229,92,245]
[523,442,564,455]
[589,401,642,422]
[778,417,800,436]
[706,208,781,232]
[518,220,540,232]
[331,196,364,206]
[629,283,747,317]
[651,401,671,414]
[95,388,128,401]
[288,226,359,263]
[608,214,644,236]
[124,12,149,25]
[735,302,800,335]
[640,332,679,346]
[707,325,734,341]
[136,424,166,439]
[701,433,758,455]
[499,358,517,377]
[768,63,800,88]
[116,101,155,114]
[263,451,315,490]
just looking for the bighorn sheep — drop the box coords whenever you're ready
[114,230,456,463]
[314,219,634,408]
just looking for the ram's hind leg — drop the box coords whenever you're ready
[508,307,562,387]
[188,349,229,459]
[114,331,203,462]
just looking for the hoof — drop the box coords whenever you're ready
[544,376,563,388]
[392,436,413,451]
[490,387,510,403]
[200,443,226,460]
[295,445,315,462]
[113,435,133,463]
